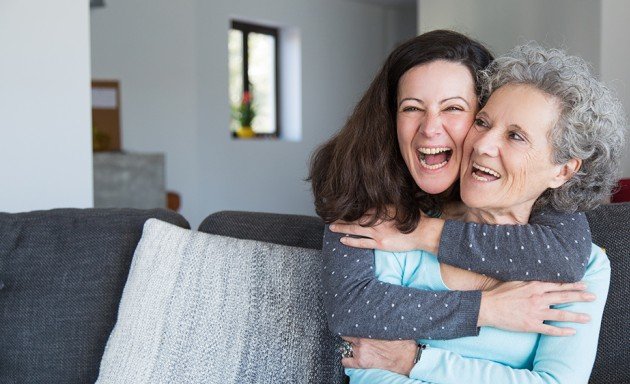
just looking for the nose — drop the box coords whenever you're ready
[472,128,500,158]
[419,111,442,138]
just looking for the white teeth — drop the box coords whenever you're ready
[472,162,501,178]
[472,172,488,182]
[418,147,451,155]
[416,147,451,170]
[420,157,448,170]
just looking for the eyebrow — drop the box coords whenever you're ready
[398,97,422,107]
[442,96,471,108]
[477,111,529,136]
[476,111,489,119]
[398,96,471,108]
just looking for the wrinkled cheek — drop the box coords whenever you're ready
[513,167,529,198]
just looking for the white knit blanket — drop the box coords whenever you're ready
[97,219,343,384]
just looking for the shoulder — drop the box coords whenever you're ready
[584,243,611,282]
[529,208,589,226]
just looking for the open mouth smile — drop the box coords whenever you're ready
[471,162,502,181]
[417,147,453,170]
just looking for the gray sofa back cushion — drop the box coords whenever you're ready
[585,203,630,384]
[198,211,325,250]
[0,208,189,384]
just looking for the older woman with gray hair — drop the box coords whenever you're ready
[339,43,626,383]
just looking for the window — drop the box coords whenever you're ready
[229,20,280,138]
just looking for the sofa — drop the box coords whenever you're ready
[0,203,627,383]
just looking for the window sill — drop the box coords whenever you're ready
[231,131,279,140]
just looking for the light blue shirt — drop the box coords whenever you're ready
[346,244,610,384]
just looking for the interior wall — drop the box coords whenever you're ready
[418,0,601,74]
[91,0,396,226]
[91,0,200,222]
[384,3,418,55]
[601,0,630,178]
[0,0,93,212]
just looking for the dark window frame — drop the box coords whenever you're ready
[231,20,281,138]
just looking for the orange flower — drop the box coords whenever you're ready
[242,91,251,104]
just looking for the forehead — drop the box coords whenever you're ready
[482,84,560,133]
[398,60,475,98]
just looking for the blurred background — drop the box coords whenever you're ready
[1,0,629,226]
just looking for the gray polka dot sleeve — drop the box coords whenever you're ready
[321,227,482,340]
[321,209,590,340]
[438,209,591,282]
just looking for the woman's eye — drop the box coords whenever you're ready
[402,106,421,112]
[474,118,488,128]
[509,131,525,141]
[445,106,464,112]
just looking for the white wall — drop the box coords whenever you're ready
[0,0,93,212]
[384,3,418,56]
[418,0,601,74]
[601,0,630,178]
[91,0,399,226]
[91,0,200,222]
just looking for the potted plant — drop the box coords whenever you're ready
[233,90,256,138]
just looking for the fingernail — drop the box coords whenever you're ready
[576,282,587,289]
[581,314,591,322]
[339,237,347,244]
[330,224,336,231]
[585,293,596,301]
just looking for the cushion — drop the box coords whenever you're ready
[198,211,325,250]
[586,202,630,384]
[0,208,189,384]
[97,219,343,384]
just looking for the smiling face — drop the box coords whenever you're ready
[397,60,478,195]
[460,83,576,219]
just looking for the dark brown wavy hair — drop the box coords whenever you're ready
[308,30,494,232]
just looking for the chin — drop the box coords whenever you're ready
[459,183,478,206]
[460,194,480,208]
[416,175,457,195]
[419,183,449,195]
[410,158,459,195]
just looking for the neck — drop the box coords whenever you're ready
[442,199,536,225]
[461,207,531,225]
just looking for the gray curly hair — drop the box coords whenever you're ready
[479,43,627,212]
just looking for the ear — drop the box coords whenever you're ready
[549,158,582,189]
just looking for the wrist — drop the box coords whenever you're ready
[417,217,443,254]
[478,291,493,327]
[400,343,427,376]
[395,342,423,376]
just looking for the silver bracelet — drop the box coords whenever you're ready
[413,343,427,364]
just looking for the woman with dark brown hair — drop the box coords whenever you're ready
[309,30,594,350]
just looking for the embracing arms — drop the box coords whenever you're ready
[408,246,609,383]
[343,246,609,384]
[322,228,481,339]
[334,209,591,281]
[323,209,592,339]
[437,210,591,282]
